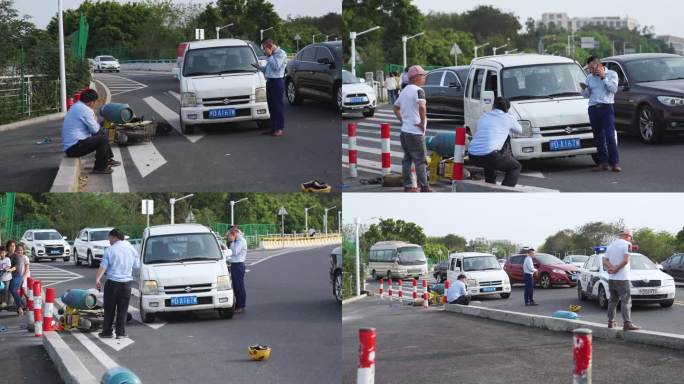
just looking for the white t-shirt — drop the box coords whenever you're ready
[394,84,426,135]
[0,258,11,281]
[385,77,397,91]
[604,238,631,280]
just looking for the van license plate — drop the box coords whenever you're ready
[208,108,236,118]
[550,138,581,151]
[638,289,656,295]
[482,287,496,292]
[170,296,197,306]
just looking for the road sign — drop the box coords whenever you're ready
[278,207,288,216]
[450,43,462,55]
[141,200,154,215]
[580,37,595,49]
[294,34,301,41]
[195,28,205,41]
[185,211,196,223]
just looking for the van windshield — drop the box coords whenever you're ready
[397,246,426,265]
[143,233,222,264]
[463,255,501,271]
[34,231,62,240]
[502,63,586,101]
[90,231,110,242]
[183,46,258,77]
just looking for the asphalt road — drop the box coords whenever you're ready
[342,296,684,384]
[342,105,684,192]
[4,246,340,383]
[0,70,340,192]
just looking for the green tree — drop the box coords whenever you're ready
[633,228,676,261]
[360,218,427,256]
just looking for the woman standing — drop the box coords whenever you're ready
[6,240,24,315]
[385,72,398,104]
[16,243,30,302]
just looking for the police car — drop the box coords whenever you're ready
[577,246,676,308]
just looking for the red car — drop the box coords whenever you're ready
[504,253,579,288]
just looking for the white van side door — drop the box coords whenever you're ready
[464,67,487,133]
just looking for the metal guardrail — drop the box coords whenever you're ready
[119,59,176,64]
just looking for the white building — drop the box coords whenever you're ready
[657,35,684,56]
[540,13,637,32]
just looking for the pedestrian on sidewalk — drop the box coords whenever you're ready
[0,246,12,308]
[61,89,120,174]
[95,228,139,339]
[227,228,247,313]
[523,248,538,306]
[5,240,25,315]
[385,72,398,104]
[255,38,288,137]
[582,55,621,172]
[468,97,523,187]
[604,228,641,331]
[446,274,470,305]
[393,65,431,192]
[16,243,30,303]
[400,67,410,90]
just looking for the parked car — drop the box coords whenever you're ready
[330,246,342,304]
[138,224,234,322]
[73,227,114,267]
[179,38,270,134]
[563,254,589,268]
[661,253,684,282]
[504,252,579,288]
[93,55,120,72]
[285,41,342,108]
[423,65,470,122]
[578,246,676,308]
[465,54,601,163]
[600,53,684,143]
[447,252,511,299]
[432,260,449,282]
[20,229,71,262]
[341,70,376,117]
[367,241,428,280]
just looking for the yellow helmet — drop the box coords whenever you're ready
[248,345,272,361]
[568,304,582,313]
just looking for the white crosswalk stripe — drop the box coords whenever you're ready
[29,264,83,287]
[94,73,147,96]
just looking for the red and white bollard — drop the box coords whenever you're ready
[380,123,391,176]
[378,278,384,299]
[451,127,467,192]
[397,279,403,304]
[32,280,42,337]
[348,123,358,178]
[444,279,450,306]
[422,279,428,309]
[43,288,55,332]
[573,328,592,384]
[26,277,34,327]
[387,278,393,301]
[357,328,376,384]
[412,278,417,303]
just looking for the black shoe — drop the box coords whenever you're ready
[92,167,113,174]
[116,334,128,339]
[528,302,539,306]
[108,159,122,167]
[98,332,114,339]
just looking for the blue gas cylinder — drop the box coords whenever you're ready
[100,103,134,124]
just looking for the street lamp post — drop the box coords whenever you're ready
[229,197,248,226]
[349,26,380,78]
[57,0,67,112]
[402,32,425,69]
[474,42,490,59]
[294,34,301,52]
[260,26,274,42]
[354,217,361,297]
[493,43,508,56]
[337,211,342,233]
[215,22,234,39]
[304,206,314,234]
[169,194,194,225]
[324,206,336,235]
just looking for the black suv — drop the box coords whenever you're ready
[285,41,342,107]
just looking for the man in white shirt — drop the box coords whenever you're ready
[385,73,398,104]
[468,97,523,187]
[446,274,470,305]
[523,248,538,306]
[603,228,640,331]
[393,65,431,192]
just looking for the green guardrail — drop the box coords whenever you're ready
[119,59,176,64]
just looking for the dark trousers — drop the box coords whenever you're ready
[449,295,470,305]
[65,131,113,170]
[588,104,619,165]
[399,132,429,188]
[524,273,534,304]
[102,280,131,336]
[230,262,246,309]
[9,276,24,310]
[469,150,522,187]
[266,78,285,132]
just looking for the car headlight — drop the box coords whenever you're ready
[552,269,564,274]
[657,96,684,106]
[37,243,44,247]
[255,87,267,103]
[512,120,534,138]
[93,245,104,250]
[663,279,675,287]
[217,275,232,291]
[181,92,198,107]
[466,279,478,287]
[142,280,158,295]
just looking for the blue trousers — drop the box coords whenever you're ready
[524,273,534,304]
[266,78,285,132]
[9,276,24,310]
[231,262,246,309]
[588,104,619,165]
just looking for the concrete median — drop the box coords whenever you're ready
[50,157,82,192]
[260,234,341,249]
[43,331,99,384]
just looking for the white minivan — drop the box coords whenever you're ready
[368,241,428,280]
[138,224,234,322]
[179,38,270,134]
[447,252,511,299]
[464,54,600,163]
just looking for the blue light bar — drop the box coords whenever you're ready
[593,246,607,253]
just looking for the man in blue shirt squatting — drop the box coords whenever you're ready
[95,228,140,339]
[446,274,470,305]
[581,55,621,172]
[61,89,121,174]
[254,38,288,137]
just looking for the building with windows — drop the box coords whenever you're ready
[540,13,637,32]
[657,35,684,56]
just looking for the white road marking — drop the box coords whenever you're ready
[110,146,130,192]
[126,141,167,178]
[72,331,119,368]
[143,96,204,143]
[342,143,404,159]
[95,332,135,351]
[126,305,166,330]
[168,90,180,101]
[248,249,297,266]
[341,155,403,173]
[29,264,83,287]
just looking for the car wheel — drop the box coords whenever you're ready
[500,292,511,299]
[87,251,94,268]
[333,270,342,304]
[362,109,375,118]
[660,299,675,308]
[598,285,608,309]
[74,250,82,266]
[540,273,551,289]
[286,79,302,105]
[371,270,378,280]
[577,282,588,301]
[31,248,39,263]
[256,120,270,130]
[218,305,235,319]
[140,297,155,323]
[638,105,663,143]
[181,120,195,134]
[335,85,342,110]
[63,257,70,262]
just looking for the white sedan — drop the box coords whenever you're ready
[341,70,376,117]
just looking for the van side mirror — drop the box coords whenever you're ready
[453,267,461,273]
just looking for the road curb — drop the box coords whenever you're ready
[445,304,684,350]
[342,294,369,305]
[0,112,66,132]
[50,157,82,192]
[43,331,99,384]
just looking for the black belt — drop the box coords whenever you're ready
[590,103,611,108]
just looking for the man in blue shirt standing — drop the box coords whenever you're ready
[582,56,621,172]
[523,248,539,306]
[254,38,287,137]
[61,89,120,174]
[95,229,139,339]
[227,228,247,313]
[446,274,470,305]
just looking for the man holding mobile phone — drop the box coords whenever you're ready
[581,56,621,172]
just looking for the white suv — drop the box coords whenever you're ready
[341,70,376,117]
[20,229,71,262]
[73,227,114,268]
[179,38,270,134]
[447,252,511,299]
[94,55,120,72]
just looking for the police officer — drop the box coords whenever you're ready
[254,38,288,137]
[95,229,139,339]
[523,248,539,306]
[226,228,247,313]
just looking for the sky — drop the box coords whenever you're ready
[412,0,684,37]
[342,193,684,248]
[13,0,341,29]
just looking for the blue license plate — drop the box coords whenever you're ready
[50,250,61,255]
[482,287,496,292]
[549,138,581,151]
[350,97,366,103]
[208,108,236,119]
[170,296,197,306]
[571,275,577,281]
